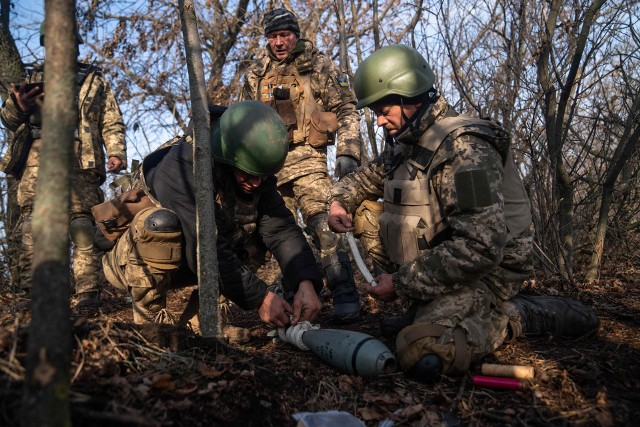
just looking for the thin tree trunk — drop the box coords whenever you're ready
[21,1,77,425]
[179,0,220,338]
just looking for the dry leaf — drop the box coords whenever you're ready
[198,361,224,378]
[151,373,175,391]
[358,406,385,421]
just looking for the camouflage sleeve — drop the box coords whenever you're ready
[329,156,385,213]
[239,73,256,101]
[98,73,126,164]
[394,135,508,301]
[316,56,363,162]
[0,94,29,132]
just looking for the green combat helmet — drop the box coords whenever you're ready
[211,100,289,176]
[39,21,84,46]
[353,44,436,109]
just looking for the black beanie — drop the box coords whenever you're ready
[262,8,300,38]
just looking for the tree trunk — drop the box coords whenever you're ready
[21,1,77,425]
[179,0,220,338]
[0,0,25,290]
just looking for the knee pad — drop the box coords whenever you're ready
[353,200,383,238]
[396,322,471,377]
[70,217,95,250]
[134,208,182,270]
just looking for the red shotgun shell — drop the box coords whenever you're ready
[472,375,525,390]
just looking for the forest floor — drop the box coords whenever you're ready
[0,259,639,426]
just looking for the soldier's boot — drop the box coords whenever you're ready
[500,295,600,341]
[323,249,360,323]
[70,217,103,309]
[306,213,360,323]
[130,286,174,325]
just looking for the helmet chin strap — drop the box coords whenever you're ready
[396,90,439,141]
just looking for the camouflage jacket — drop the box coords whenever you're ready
[0,62,126,181]
[330,97,533,301]
[241,39,362,183]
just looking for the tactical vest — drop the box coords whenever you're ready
[258,64,319,145]
[380,116,532,266]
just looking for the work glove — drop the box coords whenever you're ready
[335,156,359,179]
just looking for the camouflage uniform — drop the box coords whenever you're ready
[241,39,363,320]
[330,97,533,375]
[0,63,126,294]
[241,39,361,220]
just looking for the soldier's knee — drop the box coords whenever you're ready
[396,322,471,380]
[70,217,95,250]
[134,208,182,270]
[353,200,383,238]
[144,209,180,232]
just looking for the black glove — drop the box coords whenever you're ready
[335,156,359,179]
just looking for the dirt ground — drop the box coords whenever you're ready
[1,259,639,426]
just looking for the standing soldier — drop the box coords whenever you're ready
[0,22,126,308]
[328,45,599,382]
[241,8,363,323]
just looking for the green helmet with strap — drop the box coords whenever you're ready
[353,44,436,109]
[39,21,84,47]
[211,100,289,176]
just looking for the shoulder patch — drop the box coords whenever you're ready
[337,75,350,88]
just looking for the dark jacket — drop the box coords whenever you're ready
[145,141,323,310]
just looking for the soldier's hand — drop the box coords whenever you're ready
[107,156,125,173]
[13,83,44,113]
[291,280,323,325]
[327,200,353,233]
[258,291,293,328]
[366,273,397,302]
[335,155,359,179]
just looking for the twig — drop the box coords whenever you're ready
[71,334,85,384]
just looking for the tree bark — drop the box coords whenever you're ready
[0,0,25,290]
[21,1,77,425]
[179,0,220,338]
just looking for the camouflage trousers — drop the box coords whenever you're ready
[102,207,184,323]
[278,171,331,224]
[16,165,105,294]
[353,200,519,376]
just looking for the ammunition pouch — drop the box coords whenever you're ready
[0,123,35,179]
[268,98,297,143]
[91,189,156,241]
[308,111,338,148]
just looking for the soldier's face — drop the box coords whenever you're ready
[232,168,267,193]
[371,103,421,135]
[267,30,298,60]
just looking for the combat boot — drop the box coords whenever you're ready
[500,294,599,341]
[306,214,360,323]
[323,249,360,323]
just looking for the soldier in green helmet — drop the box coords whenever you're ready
[97,101,323,327]
[328,45,600,382]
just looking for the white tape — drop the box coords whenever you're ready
[346,232,377,287]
